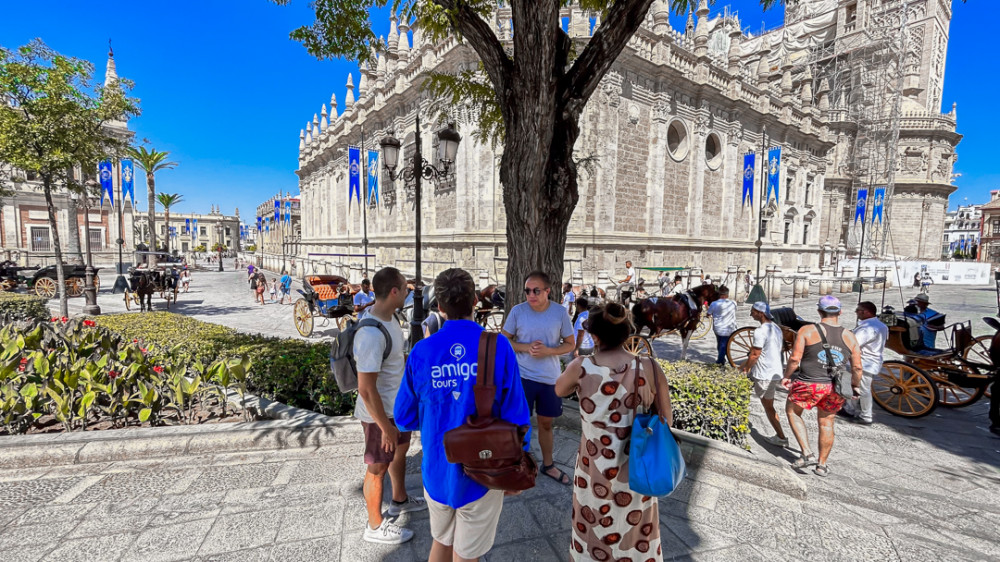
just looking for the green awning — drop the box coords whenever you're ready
[638,267,686,272]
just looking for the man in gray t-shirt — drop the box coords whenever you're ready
[502,271,575,485]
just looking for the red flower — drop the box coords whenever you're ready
[51,317,59,322]
[82,320,95,327]
[19,357,28,365]
[153,366,163,374]
[132,339,139,343]
[60,317,68,323]
[109,370,119,379]
[142,348,148,354]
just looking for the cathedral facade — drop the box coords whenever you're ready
[290,0,960,285]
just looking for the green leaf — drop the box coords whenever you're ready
[138,408,152,422]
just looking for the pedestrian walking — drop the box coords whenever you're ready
[920,273,934,294]
[782,296,863,476]
[279,271,292,304]
[841,301,888,425]
[269,278,277,302]
[562,282,576,316]
[501,271,576,486]
[707,286,737,364]
[421,300,443,339]
[354,278,376,319]
[556,302,672,562]
[572,296,594,357]
[913,272,920,288]
[180,269,191,293]
[740,301,789,446]
[254,272,267,305]
[356,267,425,544]
[395,268,530,561]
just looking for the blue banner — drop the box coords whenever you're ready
[871,186,885,224]
[285,200,291,224]
[121,159,134,207]
[99,160,114,209]
[348,146,361,205]
[265,217,270,233]
[854,188,868,223]
[367,150,379,205]
[766,147,781,203]
[274,199,280,222]
[185,218,190,234]
[742,153,755,207]
[193,219,198,241]
[257,216,262,232]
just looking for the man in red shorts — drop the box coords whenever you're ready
[781,295,862,477]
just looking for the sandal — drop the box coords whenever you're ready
[813,464,830,477]
[791,454,817,471]
[541,464,572,486]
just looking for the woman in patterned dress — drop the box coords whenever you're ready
[556,303,673,562]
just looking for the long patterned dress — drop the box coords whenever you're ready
[571,357,662,561]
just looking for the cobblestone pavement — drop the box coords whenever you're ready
[18,261,996,560]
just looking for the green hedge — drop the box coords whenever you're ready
[94,313,355,416]
[0,293,51,323]
[658,360,752,449]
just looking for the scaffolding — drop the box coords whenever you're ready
[808,2,908,259]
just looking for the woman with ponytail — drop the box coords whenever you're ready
[555,302,673,561]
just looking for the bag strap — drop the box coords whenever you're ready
[814,323,836,373]
[357,318,392,361]
[629,357,657,415]
[474,332,499,419]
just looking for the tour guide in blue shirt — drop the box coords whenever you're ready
[395,268,530,561]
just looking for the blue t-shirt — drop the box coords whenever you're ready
[394,320,530,509]
[913,307,941,349]
[502,301,575,384]
[280,274,292,291]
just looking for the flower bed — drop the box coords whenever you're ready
[658,360,752,449]
[94,313,354,417]
[0,292,50,324]
[0,318,253,435]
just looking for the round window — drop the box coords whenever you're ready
[667,120,689,161]
[705,133,723,169]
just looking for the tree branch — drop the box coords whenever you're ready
[559,0,656,112]
[431,0,513,108]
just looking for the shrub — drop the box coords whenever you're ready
[658,360,751,449]
[94,313,354,416]
[0,318,251,434]
[0,293,51,323]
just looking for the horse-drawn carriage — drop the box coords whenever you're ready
[0,261,101,298]
[475,284,505,332]
[624,283,723,358]
[293,275,359,337]
[124,265,179,311]
[724,305,996,418]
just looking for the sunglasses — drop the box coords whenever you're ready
[524,287,547,296]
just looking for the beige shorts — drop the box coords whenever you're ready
[426,488,504,559]
[753,378,781,400]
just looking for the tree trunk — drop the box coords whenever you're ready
[164,209,170,255]
[43,176,69,317]
[65,193,83,265]
[147,174,157,266]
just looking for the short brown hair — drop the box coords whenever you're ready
[434,268,477,319]
[524,270,551,289]
[858,301,877,316]
[584,302,634,351]
[372,267,406,299]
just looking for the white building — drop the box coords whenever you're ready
[942,203,981,258]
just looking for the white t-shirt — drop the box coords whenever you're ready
[853,317,889,374]
[353,291,375,307]
[750,322,783,381]
[562,291,576,312]
[708,298,738,336]
[625,267,636,283]
[352,314,406,423]
[574,310,594,350]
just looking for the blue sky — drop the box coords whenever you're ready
[0,0,994,217]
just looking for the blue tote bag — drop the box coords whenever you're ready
[628,361,687,497]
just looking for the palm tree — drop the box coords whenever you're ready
[128,147,176,252]
[156,192,184,255]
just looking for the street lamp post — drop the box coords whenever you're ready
[111,162,129,294]
[215,223,224,272]
[380,117,461,348]
[78,181,101,315]
[747,128,770,305]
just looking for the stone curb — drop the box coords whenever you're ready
[0,391,361,470]
[556,398,808,500]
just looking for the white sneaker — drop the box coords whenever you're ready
[764,435,789,447]
[387,495,428,517]
[363,519,414,545]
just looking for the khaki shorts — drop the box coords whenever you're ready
[426,488,504,559]
[753,378,781,400]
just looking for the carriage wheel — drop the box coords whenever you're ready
[293,299,314,337]
[872,361,938,418]
[624,335,653,357]
[124,291,134,311]
[0,279,15,292]
[932,376,985,408]
[692,313,713,341]
[484,310,505,333]
[963,335,993,399]
[726,326,756,368]
[66,278,84,298]
[34,277,57,298]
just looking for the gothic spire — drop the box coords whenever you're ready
[104,40,119,88]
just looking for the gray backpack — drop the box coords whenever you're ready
[330,317,391,393]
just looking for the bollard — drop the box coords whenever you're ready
[795,265,809,297]
[859,266,872,291]
[840,266,854,293]
[820,265,833,295]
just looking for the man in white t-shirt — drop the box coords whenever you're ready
[617,261,636,303]
[707,286,737,364]
[354,268,426,544]
[740,301,789,447]
[353,278,376,319]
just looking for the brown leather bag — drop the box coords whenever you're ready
[443,332,538,491]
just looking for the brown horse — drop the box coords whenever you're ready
[631,283,721,359]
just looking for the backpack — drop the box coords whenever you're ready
[330,317,392,393]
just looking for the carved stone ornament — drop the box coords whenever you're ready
[695,114,710,135]
[628,103,640,124]
[652,100,670,123]
[601,72,623,107]
[729,126,743,146]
